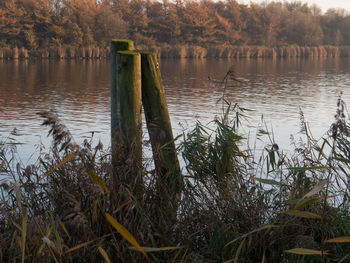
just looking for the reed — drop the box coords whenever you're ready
[85,46,93,58]
[1,45,350,59]
[12,47,19,59]
[19,47,28,59]
[66,47,76,59]
[57,47,66,59]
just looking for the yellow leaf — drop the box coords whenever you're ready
[326,236,350,243]
[105,213,148,259]
[88,170,110,194]
[63,239,96,255]
[59,221,71,238]
[42,152,76,179]
[285,248,328,255]
[128,246,183,252]
[98,246,111,263]
[284,210,321,219]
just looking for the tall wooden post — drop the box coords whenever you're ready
[111,39,134,148]
[111,40,142,190]
[140,51,182,212]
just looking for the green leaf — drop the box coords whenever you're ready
[284,248,328,255]
[288,166,332,171]
[234,238,246,263]
[88,171,110,195]
[284,210,321,219]
[225,225,278,247]
[253,177,279,186]
[105,213,148,259]
[294,196,332,209]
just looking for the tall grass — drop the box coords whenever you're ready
[2,79,350,262]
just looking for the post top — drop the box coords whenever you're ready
[111,39,134,52]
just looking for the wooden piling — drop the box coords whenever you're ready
[140,51,182,211]
[111,39,134,148]
[110,39,143,190]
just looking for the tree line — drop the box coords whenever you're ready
[1,0,350,50]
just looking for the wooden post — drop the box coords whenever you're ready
[111,40,143,190]
[110,39,134,156]
[140,51,182,211]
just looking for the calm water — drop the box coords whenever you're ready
[1,58,350,163]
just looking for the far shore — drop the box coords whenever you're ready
[1,45,350,60]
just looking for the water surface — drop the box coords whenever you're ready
[1,58,350,163]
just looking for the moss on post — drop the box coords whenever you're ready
[140,51,182,213]
[115,50,142,150]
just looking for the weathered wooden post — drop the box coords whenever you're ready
[140,51,182,212]
[111,39,143,190]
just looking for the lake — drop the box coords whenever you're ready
[1,57,350,164]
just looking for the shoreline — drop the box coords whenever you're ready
[1,45,350,60]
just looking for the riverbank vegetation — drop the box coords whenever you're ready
[3,45,350,59]
[1,0,350,51]
[2,76,350,261]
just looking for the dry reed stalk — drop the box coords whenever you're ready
[334,46,340,57]
[266,47,277,58]
[100,47,105,58]
[94,47,100,58]
[305,47,311,57]
[290,46,297,57]
[253,47,264,58]
[244,47,251,58]
[19,47,28,59]
[283,47,290,57]
[234,47,241,59]
[277,47,284,57]
[178,46,187,58]
[105,46,110,57]
[42,50,49,58]
[49,47,56,58]
[85,46,93,58]
[67,47,76,58]
[57,47,66,59]
[12,47,19,59]
[3,47,11,59]
[79,47,85,58]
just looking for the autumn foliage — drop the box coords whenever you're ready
[0,0,350,49]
